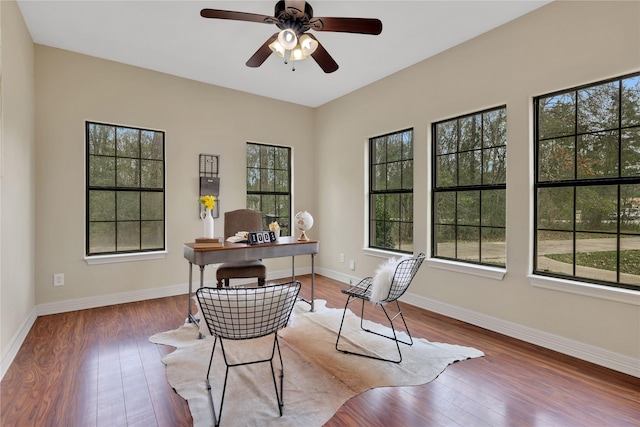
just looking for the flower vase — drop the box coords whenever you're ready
[202,209,214,239]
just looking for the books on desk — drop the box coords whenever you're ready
[195,237,220,243]
[193,237,223,248]
[225,231,249,243]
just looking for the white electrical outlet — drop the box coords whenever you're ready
[53,273,64,287]
[349,260,355,271]
[340,253,345,263]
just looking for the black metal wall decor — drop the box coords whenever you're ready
[199,154,220,218]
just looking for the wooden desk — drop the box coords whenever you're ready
[184,236,319,325]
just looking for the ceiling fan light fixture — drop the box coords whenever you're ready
[268,40,286,58]
[270,38,312,63]
[299,34,318,56]
[277,28,298,50]
[290,46,306,61]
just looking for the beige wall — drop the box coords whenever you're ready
[315,0,640,360]
[1,0,36,370]
[2,0,639,377]
[33,46,316,305]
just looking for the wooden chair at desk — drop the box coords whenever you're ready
[216,209,267,287]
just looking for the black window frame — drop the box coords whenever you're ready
[368,128,414,253]
[431,106,507,267]
[85,121,166,256]
[533,72,640,291]
[246,142,292,235]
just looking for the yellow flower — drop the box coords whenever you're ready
[269,221,280,231]
[199,195,216,211]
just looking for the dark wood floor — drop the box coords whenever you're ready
[1,275,639,426]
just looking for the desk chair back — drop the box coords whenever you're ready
[217,209,266,287]
[224,208,262,239]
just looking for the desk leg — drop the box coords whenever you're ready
[310,253,315,312]
[292,255,314,312]
[187,262,194,323]
[187,262,204,339]
[195,265,206,339]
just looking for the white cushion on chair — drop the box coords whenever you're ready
[369,256,410,303]
[369,257,398,303]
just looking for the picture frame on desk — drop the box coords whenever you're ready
[249,233,259,245]
[247,231,277,245]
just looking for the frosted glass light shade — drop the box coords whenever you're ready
[299,34,318,56]
[277,29,298,50]
[269,40,286,57]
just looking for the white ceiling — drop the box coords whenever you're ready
[17,0,551,107]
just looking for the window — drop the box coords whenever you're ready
[246,142,291,235]
[369,129,414,253]
[432,106,507,267]
[86,122,165,256]
[534,72,640,291]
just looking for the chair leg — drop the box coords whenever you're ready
[360,300,413,347]
[335,296,412,363]
[335,294,355,353]
[209,334,285,425]
[392,300,413,346]
[270,335,285,416]
[206,377,218,427]
[206,337,225,427]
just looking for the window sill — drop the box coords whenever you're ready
[528,275,640,306]
[363,247,412,259]
[85,251,168,265]
[426,258,506,280]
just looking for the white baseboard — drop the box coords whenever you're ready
[317,267,639,378]
[36,282,193,316]
[267,266,312,284]
[400,292,640,378]
[1,306,37,380]
[4,266,636,380]
[315,266,359,285]
[0,267,313,380]
[0,266,333,381]
[35,266,312,316]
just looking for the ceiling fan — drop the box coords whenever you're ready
[200,0,382,73]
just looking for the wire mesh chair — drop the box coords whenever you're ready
[196,281,301,427]
[335,253,425,363]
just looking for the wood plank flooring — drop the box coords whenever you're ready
[1,275,638,426]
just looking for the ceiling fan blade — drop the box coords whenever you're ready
[200,8,276,24]
[307,34,339,74]
[284,0,307,18]
[246,33,279,68]
[309,17,382,35]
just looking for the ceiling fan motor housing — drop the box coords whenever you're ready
[274,0,313,35]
